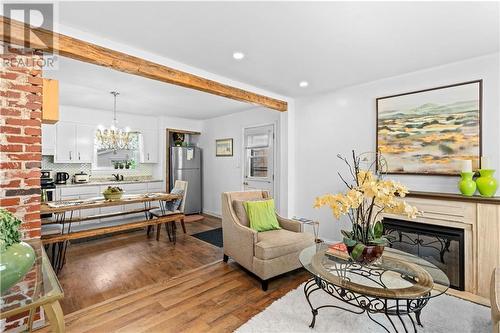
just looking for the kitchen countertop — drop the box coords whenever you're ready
[55,179,163,187]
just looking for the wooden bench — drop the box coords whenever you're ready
[42,213,184,244]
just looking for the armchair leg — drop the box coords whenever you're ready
[261,279,268,291]
[223,254,229,263]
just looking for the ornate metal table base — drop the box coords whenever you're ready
[303,277,430,333]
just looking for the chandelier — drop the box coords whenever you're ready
[96,91,131,150]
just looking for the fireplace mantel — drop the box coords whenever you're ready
[407,190,500,205]
[384,192,500,305]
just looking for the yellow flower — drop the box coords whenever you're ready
[314,169,419,222]
[357,170,374,185]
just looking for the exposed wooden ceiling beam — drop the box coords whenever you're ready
[0,16,287,112]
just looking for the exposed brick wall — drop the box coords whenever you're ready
[1,47,42,238]
[1,47,43,332]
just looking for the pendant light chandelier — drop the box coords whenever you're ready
[96,91,131,150]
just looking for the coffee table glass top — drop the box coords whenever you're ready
[300,243,450,300]
[0,239,63,319]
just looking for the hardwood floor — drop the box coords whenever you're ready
[57,215,223,314]
[42,214,309,332]
[47,260,309,333]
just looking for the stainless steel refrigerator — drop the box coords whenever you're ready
[170,146,202,214]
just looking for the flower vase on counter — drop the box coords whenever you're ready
[476,169,498,197]
[458,172,476,196]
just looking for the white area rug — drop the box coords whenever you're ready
[236,283,491,333]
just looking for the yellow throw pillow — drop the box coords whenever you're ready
[243,199,281,232]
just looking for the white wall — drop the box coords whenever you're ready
[200,108,281,217]
[293,53,500,241]
[57,105,202,182]
[53,23,296,213]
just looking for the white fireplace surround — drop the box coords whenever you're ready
[383,192,500,304]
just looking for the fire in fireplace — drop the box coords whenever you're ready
[382,218,465,290]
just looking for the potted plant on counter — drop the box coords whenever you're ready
[0,209,36,293]
[314,151,419,264]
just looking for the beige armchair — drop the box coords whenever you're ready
[222,191,315,290]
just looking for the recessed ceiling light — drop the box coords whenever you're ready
[299,81,309,88]
[233,52,245,60]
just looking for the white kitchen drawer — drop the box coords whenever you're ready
[118,183,148,194]
[60,186,100,197]
[147,182,164,192]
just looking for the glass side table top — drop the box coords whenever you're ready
[0,239,64,319]
[300,243,450,300]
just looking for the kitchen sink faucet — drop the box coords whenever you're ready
[112,174,124,181]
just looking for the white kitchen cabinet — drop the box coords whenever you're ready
[121,183,149,213]
[75,124,95,163]
[41,124,56,156]
[55,122,95,163]
[147,182,164,192]
[140,130,158,163]
[55,122,76,163]
[99,183,149,221]
[59,185,100,220]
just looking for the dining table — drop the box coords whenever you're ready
[40,192,183,273]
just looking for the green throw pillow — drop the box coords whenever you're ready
[243,199,281,232]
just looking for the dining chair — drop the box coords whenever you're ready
[147,180,188,243]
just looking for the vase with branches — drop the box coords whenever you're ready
[314,151,419,264]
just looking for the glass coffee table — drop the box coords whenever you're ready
[1,239,64,332]
[299,243,450,332]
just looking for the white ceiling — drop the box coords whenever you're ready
[44,57,253,119]
[58,1,500,97]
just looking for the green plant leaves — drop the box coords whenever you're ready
[343,237,357,247]
[373,221,384,238]
[351,243,365,260]
[370,237,388,245]
[0,209,22,252]
[341,229,352,239]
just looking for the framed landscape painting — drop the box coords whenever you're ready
[376,80,482,175]
[216,138,233,157]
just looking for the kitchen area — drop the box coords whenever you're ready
[33,54,269,315]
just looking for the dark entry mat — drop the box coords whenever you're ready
[191,228,223,248]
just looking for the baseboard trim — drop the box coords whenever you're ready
[203,210,221,218]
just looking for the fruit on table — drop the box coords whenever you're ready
[103,186,123,194]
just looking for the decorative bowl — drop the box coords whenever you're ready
[346,243,385,265]
[0,242,36,293]
[103,191,124,201]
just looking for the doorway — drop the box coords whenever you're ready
[243,124,275,198]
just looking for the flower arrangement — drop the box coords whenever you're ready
[314,151,419,263]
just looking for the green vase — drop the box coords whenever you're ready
[476,169,498,197]
[458,172,477,196]
[0,242,35,293]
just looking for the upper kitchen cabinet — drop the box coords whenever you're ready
[42,78,59,124]
[139,130,158,163]
[76,125,96,162]
[41,124,56,155]
[55,122,95,163]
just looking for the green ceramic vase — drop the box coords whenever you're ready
[476,169,498,198]
[0,242,36,293]
[458,172,476,196]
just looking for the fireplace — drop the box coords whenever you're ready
[383,218,465,291]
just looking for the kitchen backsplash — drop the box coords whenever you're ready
[41,156,154,178]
